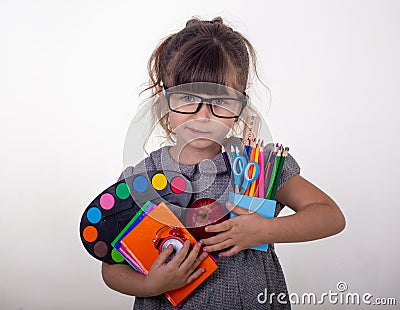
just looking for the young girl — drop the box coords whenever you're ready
[101,17,345,309]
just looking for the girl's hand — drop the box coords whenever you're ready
[199,202,268,257]
[144,240,208,296]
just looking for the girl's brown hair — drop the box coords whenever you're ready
[143,16,263,142]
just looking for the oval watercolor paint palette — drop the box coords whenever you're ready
[80,170,193,264]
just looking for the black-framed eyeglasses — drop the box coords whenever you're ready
[164,90,247,119]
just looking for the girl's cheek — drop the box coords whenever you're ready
[168,113,186,129]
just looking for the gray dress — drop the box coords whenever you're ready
[118,143,300,310]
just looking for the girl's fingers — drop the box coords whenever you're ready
[205,219,232,233]
[218,245,241,257]
[189,251,208,273]
[229,204,253,215]
[185,267,206,285]
[179,242,202,271]
[200,230,231,246]
[153,244,174,267]
[203,238,234,253]
[168,240,191,268]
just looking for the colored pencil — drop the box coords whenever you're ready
[258,140,265,198]
[235,145,241,158]
[244,144,257,196]
[223,150,232,177]
[230,144,236,163]
[248,140,260,197]
[270,147,289,200]
[264,144,279,196]
[266,145,282,199]
[235,145,243,171]
[255,139,262,197]
[244,138,251,159]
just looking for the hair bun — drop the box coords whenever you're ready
[185,18,201,27]
[185,16,225,28]
[211,17,223,24]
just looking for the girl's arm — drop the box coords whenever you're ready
[102,262,153,297]
[264,174,345,242]
[200,175,345,256]
[102,240,208,296]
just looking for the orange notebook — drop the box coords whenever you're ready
[119,201,218,307]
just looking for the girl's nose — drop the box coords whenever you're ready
[194,102,212,119]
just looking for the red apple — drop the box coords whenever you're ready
[185,198,229,240]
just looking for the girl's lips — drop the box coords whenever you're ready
[188,127,210,135]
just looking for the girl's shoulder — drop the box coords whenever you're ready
[117,147,165,181]
[278,153,301,191]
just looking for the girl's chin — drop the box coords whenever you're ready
[184,138,220,150]
[170,140,222,164]
[174,138,222,155]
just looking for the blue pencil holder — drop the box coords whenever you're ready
[228,192,276,252]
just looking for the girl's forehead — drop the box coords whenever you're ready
[164,61,245,93]
[167,82,245,98]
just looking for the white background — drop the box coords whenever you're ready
[1,0,399,309]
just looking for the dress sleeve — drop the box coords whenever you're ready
[276,153,300,191]
[116,150,158,182]
[273,153,300,215]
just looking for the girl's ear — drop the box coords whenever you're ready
[166,114,175,134]
[156,81,166,93]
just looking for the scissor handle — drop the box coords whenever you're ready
[241,161,260,191]
[232,156,247,193]
[232,156,247,176]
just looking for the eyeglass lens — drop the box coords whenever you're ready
[168,93,244,117]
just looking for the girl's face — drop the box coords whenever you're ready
[164,82,246,153]
[168,104,236,151]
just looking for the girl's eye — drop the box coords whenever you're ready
[212,98,225,105]
[181,95,195,102]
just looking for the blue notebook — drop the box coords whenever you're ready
[228,192,276,251]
